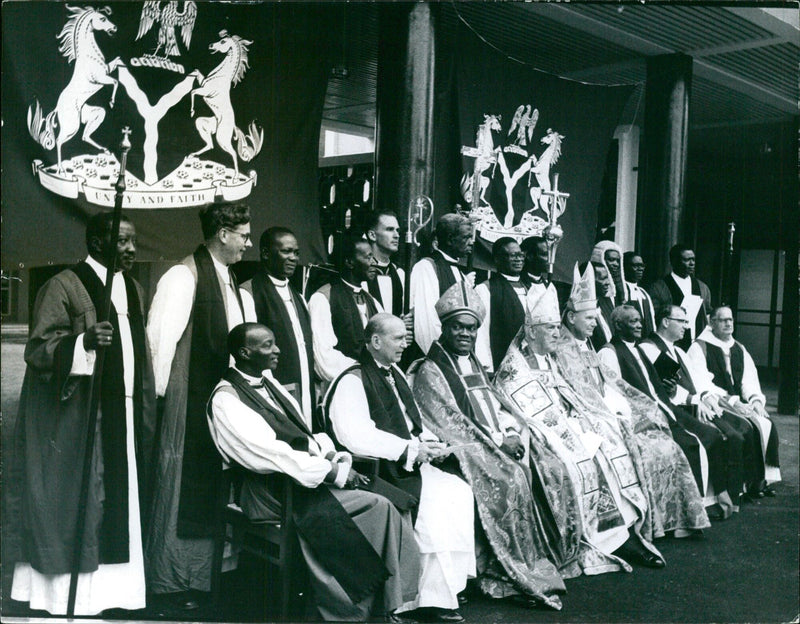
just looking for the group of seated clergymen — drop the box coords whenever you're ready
[9,204,780,622]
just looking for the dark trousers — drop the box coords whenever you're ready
[718,411,766,493]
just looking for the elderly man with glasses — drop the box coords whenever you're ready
[638,304,764,517]
[145,202,257,610]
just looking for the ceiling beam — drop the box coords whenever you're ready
[522,3,797,116]
[691,36,786,58]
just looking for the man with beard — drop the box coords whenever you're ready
[648,244,712,351]
[475,237,531,374]
[556,265,708,539]
[495,285,664,570]
[207,323,420,621]
[146,202,257,607]
[309,234,381,382]
[409,213,474,354]
[10,213,156,615]
[410,282,568,610]
[242,227,315,419]
[326,313,475,622]
[622,252,657,337]
[687,306,780,496]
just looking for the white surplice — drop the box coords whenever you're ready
[308,281,383,382]
[11,256,146,615]
[147,252,256,396]
[409,252,466,355]
[328,367,476,611]
[687,328,781,484]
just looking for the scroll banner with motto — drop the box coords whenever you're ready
[1,2,335,269]
[454,25,633,283]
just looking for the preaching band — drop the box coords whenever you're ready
[7,205,780,622]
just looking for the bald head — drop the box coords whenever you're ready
[365,313,408,366]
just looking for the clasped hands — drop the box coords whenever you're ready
[415,440,448,464]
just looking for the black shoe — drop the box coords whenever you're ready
[457,593,468,606]
[388,612,419,624]
[706,504,727,521]
[763,486,777,497]
[506,594,543,609]
[428,608,465,622]
[614,538,665,569]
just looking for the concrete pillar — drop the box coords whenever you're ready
[374,3,437,224]
[637,54,692,277]
[614,124,640,252]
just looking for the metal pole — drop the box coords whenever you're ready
[67,128,131,617]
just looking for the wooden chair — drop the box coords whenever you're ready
[210,468,299,620]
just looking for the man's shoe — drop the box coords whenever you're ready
[457,593,469,606]
[705,504,727,521]
[388,612,419,624]
[615,538,665,569]
[506,594,543,609]
[428,608,465,622]
[763,486,777,497]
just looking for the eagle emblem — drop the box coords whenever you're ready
[136,1,197,58]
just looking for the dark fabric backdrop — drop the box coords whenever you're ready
[451,20,633,282]
[1,2,335,270]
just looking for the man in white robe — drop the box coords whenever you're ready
[145,203,256,606]
[10,213,154,615]
[409,213,474,354]
[687,305,780,493]
[326,313,476,623]
[208,323,420,621]
[309,235,382,383]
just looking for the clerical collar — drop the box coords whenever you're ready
[85,254,122,283]
[265,274,286,287]
[528,272,544,284]
[232,365,271,385]
[209,250,233,284]
[341,278,363,293]
[623,340,637,349]
[500,273,521,283]
[671,272,691,288]
[656,334,677,355]
[439,250,459,264]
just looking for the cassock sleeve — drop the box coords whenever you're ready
[240,288,257,322]
[409,259,441,355]
[677,346,726,397]
[147,264,195,397]
[209,386,336,488]
[739,346,765,406]
[308,290,357,382]
[474,282,493,372]
[598,346,623,377]
[647,280,671,313]
[329,373,412,462]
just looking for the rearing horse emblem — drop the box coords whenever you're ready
[27,5,123,173]
[189,30,264,178]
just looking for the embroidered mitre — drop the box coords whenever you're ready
[567,262,597,312]
[525,283,560,326]
[435,281,486,324]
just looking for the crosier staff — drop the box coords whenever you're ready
[403,195,433,314]
[67,127,132,618]
[541,173,569,283]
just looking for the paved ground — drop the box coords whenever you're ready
[1,337,798,624]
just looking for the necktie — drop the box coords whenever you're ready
[380,366,397,390]
[352,291,366,305]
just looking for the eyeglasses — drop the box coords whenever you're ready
[666,317,690,325]
[502,253,526,260]
[223,228,251,243]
